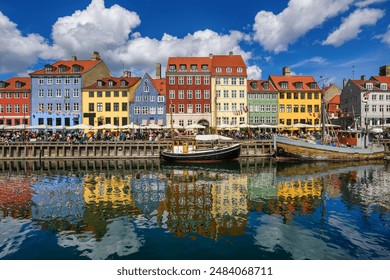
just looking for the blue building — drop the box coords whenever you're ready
[29,52,111,127]
[130,71,166,127]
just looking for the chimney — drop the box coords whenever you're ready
[379,65,390,76]
[229,51,233,56]
[282,66,291,76]
[209,53,213,58]
[343,78,347,89]
[361,75,366,81]
[156,63,161,79]
[71,56,77,61]
[122,70,131,78]
[91,51,101,60]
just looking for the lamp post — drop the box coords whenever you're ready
[362,100,368,148]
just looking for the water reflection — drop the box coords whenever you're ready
[0,159,389,259]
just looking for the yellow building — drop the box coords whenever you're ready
[211,53,248,129]
[269,67,322,127]
[82,73,141,126]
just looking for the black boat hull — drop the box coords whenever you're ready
[160,144,241,163]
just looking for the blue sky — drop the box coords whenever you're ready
[0,0,389,87]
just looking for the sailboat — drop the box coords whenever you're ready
[273,99,384,161]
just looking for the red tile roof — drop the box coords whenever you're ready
[247,79,277,92]
[269,75,320,91]
[210,55,247,76]
[166,57,211,73]
[29,59,102,76]
[370,76,390,88]
[151,78,166,95]
[83,77,141,89]
[0,77,30,91]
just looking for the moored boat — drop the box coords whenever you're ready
[160,134,241,163]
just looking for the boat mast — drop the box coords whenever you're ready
[170,104,174,152]
[321,90,326,142]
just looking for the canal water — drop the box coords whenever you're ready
[0,158,389,260]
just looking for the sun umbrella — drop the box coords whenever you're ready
[120,123,141,129]
[28,124,52,130]
[93,123,119,130]
[185,123,206,130]
[67,123,93,130]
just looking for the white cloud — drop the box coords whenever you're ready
[322,8,384,47]
[355,0,387,7]
[0,12,52,74]
[291,57,328,68]
[381,25,390,46]
[247,65,262,80]
[253,0,354,53]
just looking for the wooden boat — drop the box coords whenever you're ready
[274,132,384,161]
[160,134,241,163]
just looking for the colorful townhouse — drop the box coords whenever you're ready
[165,57,212,129]
[269,67,322,127]
[82,72,141,126]
[29,52,111,127]
[0,77,30,126]
[340,65,390,130]
[211,52,247,129]
[130,69,166,127]
[247,79,278,125]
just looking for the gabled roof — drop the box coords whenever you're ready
[328,94,340,104]
[348,79,382,91]
[370,76,390,88]
[151,78,166,96]
[210,54,247,76]
[247,79,277,93]
[166,57,211,73]
[83,77,141,89]
[0,77,30,91]
[269,75,320,91]
[29,59,102,76]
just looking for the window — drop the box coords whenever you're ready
[232,103,237,111]
[158,106,164,114]
[204,76,210,85]
[380,83,387,90]
[216,90,221,98]
[223,78,229,85]
[169,65,176,72]
[73,89,79,97]
[195,76,201,85]
[195,90,201,99]
[231,78,237,85]
[201,64,208,71]
[216,78,221,85]
[178,90,184,99]
[97,103,103,112]
[6,104,12,113]
[314,93,319,99]
[56,89,61,97]
[204,104,210,113]
[143,96,148,102]
[122,91,127,97]
[280,82,288,89]
[14,104,20,113]
[196,104,201,113]
[56,103,61,111]
[224,103,229,111]
[294,93,299,99]
[190,64,197,71]
[293,105,299,113]
[169,77,175,85]
[300,105,305,112]
[224,90,229,98]
[47,77,53,85]
[38,77,44,85]
[105,91,111,98]
[65,77,71,84]
[187,76,193,85]
[158,96,164,102]
[38,89,44,98]
[47,89,53,98]
[204,90,210,99]
[150,106,156,114]
[178,76,184,85]
[287,105,292,112]
[179,64,187,71]
[280,105,285,112]
[168,90,175,100]
[216,67,222,72]
[239,90,245,98]
[295,82,303,89]
[114,103,119,111]
[65,89,70,99]
[65,103,70,111]
[122,102,127,111]
[239,78,245,85]
[97,91,102,98]
[300,93,305,99]
[262,82,269,89]
[366,83,373,90]
[232,90,237,98]
[105,103,111,111]
[89,103,94,111]
[226,67,232,73]
[237,67,243,73]
[142,106,148,114]
[150,96,155,102]
[134,106,140,114]
[74,78,79,84]
[187,104,193,113]
[179,104,184,113]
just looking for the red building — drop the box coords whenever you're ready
[0,77,31,126]
[166,57,212,129]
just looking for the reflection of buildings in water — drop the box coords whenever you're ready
[131,173,167,217]
[343,165,390,210]
[0,175,33,219]
[31,175,85,226]
[57,216,143,260]
[161,168,248,239]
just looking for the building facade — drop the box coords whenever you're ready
[82,73,141,126]
[0,77,30,126]
[29,52,111,127]
[211,53,247,129]
[165,57,212,129]
[269,67,322,127]
[247,80,278,125]
[130,72,166,127]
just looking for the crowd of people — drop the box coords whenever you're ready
[0,128,276,143]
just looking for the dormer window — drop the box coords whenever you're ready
[309,82,317,90]
[0,81,7,88]
[169,64,176,72]
[108,80,114,87]
[44,65,54,73]
[72,64,82,73]
[250,82,258,89]
[216,67,222,73]
[280,81,288,89]
[365,83,373,90]
[58,65,68,73]
[226,67,232,73]
[262,82,269,90]
[97,80,103,87]
[190,64,197,71]
[201,64,208,71]
[237,67,243,73]
[295,82,303,89]
[120,80,128,87]
[144,80,149,92]
[179,64,187,71]
[380,83,387,90]
[15,81,24,88]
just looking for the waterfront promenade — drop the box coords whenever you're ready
[0,139,275,160]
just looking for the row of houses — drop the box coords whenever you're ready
[0,51,389,131]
